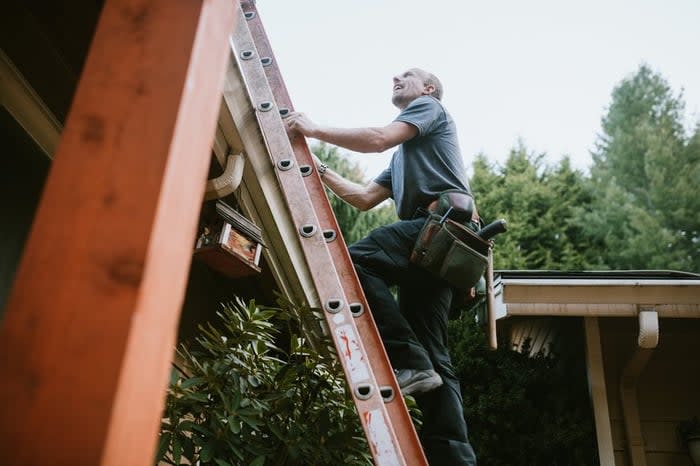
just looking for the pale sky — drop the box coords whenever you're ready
[255,1,700,179]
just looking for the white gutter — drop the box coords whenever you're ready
[494,276,700,319]
[500,278,700,287]
[204,152,245,201]
[500,303,699,318]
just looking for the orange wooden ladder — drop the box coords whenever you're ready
[231,1,429,464]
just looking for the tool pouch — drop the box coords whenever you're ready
[410,215,489,291]
[431,189,474,223]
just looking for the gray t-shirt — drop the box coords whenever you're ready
[374,95,471,220]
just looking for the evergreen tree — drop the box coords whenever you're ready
[587,64,700,271]
[471,145,595,271]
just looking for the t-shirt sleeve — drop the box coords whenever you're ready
[374,166,392,191]
[393,96,443,136]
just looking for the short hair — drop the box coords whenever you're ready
[412,68,443,101]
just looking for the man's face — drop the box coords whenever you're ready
[391,69,433,109]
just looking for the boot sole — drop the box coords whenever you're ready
[400,374,443,396]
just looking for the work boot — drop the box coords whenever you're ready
[394,369,443,396]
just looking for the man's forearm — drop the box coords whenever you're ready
[322,168,373,210]
[286,112,416,154]
[310,126,390,153]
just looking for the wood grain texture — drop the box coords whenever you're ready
[0,1,235,464]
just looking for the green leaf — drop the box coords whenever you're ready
[241,415,263,429]
[172,434,182,465]
[189,392,209,402]
[199,440,215,462]
[180,376,205,390]
[177,420,197,432]
[214,459,233,466]
[250,456,266,466]
[155,432,171,461]
[191,423,212,435]
[228,416,241,434]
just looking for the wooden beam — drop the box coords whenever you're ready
[0,48,61,158]
[0,1,235,465]
[584,318,616,466]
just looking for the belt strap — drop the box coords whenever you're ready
[427,199,480,223]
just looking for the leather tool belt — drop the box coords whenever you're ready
[426,189,475,223]
[410,190,489,290]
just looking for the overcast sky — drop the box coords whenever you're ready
[255,1,700,178]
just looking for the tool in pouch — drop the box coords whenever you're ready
[410,190,506,291]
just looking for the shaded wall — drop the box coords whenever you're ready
[0,108,50,315]
[600,317,700,466]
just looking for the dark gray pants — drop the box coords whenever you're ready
[348,217,477,466]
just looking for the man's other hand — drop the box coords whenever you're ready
[285,112,317,138]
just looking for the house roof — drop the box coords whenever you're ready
[493,269,700,319]
[497,269,700,280]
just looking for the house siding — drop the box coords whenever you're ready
[600,317,700,466]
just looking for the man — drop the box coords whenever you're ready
[286,68,477,465]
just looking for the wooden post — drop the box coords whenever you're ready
[486,248,498,350]
[0,0,235,464]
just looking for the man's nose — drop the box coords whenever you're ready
[393,76,400,84]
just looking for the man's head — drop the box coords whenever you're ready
[391,68,443,109]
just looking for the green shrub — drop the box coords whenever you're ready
[449,310,598,466]
[157,297,372,466]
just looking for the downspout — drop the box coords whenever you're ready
[204,152,245,200]
[620,308,659,466]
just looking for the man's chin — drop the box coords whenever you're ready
[392,95,406,108]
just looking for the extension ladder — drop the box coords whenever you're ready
[231,2,428,465]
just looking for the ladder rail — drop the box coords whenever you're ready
[230,3,427,465]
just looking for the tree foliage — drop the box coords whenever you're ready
[449,312,598,466]
[586,64,700,271]
[471,146,596,270]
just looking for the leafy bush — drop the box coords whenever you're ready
[449,310,598,466]
[157,298,372,466]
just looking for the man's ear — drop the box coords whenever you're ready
[423,84,436,96]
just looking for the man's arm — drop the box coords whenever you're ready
[286,112,417,153]
[319,163,391,211]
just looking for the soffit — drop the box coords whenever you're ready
[494,270,700,319]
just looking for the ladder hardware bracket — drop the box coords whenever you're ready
[355,384,374,400]
[379,386,395,402]
[277,159,294,171]
[325,299,344,313]
[349,303,364,317]
[322,229,337,242]
[299,224,317,237]
[299,165,313,177]
[257,101,273,112]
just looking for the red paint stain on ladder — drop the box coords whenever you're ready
[340,333,352,358]
[364,411,379,456]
